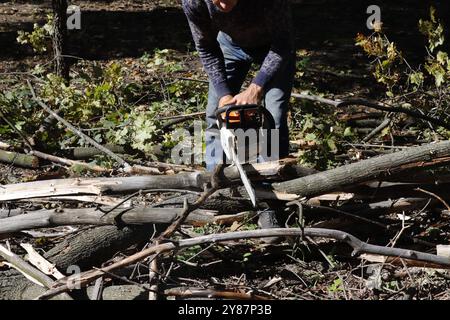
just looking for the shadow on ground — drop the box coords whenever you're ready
[0,0,448,60]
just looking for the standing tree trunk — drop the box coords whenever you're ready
[52,0,69,82]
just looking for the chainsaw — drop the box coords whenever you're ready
[215,104,275,207]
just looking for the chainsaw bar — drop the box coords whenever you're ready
[216,104,274,208]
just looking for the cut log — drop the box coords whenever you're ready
[4,141,450,207]
[271,141,450,198]
[0,225,154,300]
[0,159,304,202]
[0,208,25,219]
[0,206,251,235]
[0,149,39,168]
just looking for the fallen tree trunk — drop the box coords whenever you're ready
[0,207,252,234]
[3,141,450,206]
[157,142,450,210]
[271,140,450,198]
[0,159,306,202]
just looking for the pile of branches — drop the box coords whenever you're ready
[2,90,450,300]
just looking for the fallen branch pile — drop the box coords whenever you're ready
[2,89,450,300]
[1,138,450,300]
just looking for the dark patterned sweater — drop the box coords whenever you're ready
[182,0,294,99]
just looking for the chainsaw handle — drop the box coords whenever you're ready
[215,104,275,129]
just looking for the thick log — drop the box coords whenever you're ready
[0,160,304,202]
[271,141,450,198]
[0,149,39,168]
[0,206,250,235]
[0,245,72,300]
[0,208,25,219]
[0,225,153,300]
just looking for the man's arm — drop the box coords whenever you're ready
[182,0,232,101]
[252,0,295,89]
[233,0,294,105]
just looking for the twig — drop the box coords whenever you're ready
[37,227,450,300]
[27,81,131,169]
[156,164,224,240]
[164,287,269,300]
[148,248,159,300]
[306,204,388,229]
[0,109,34,149]
[362,117,392,142]
[97,188,202,217]
[345,143,409,150]
[160,111,206,121]
[415,187,450,211]
[291,94,450,129]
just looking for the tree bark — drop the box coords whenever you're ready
[0,159,303,202]
[0,206,253,235]
[0,149,39,168]
[0,225,153,300]
[272,140,450,198]
[52,0,69,82]
[72,145,126,160]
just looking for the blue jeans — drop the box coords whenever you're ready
[205,32,295,171]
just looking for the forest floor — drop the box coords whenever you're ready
[1,0,450,300]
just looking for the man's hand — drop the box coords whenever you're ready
[233,83,263,105]
[219,95,237,108]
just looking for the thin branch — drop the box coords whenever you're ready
[27,81,131,169]
[291,93,450,129]
[37,227,450,300]
[163,287,270,300]
[415,187,450,211]
[157,164,224,240]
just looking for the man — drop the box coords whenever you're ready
[182,0,296,240]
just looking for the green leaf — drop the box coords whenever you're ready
[344,127,354,137]
[436,51,449,65]
[409,71,424,87]
[326,139,338,153]
[305,133,317,142]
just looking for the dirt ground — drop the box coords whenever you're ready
[1,0,448,93]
